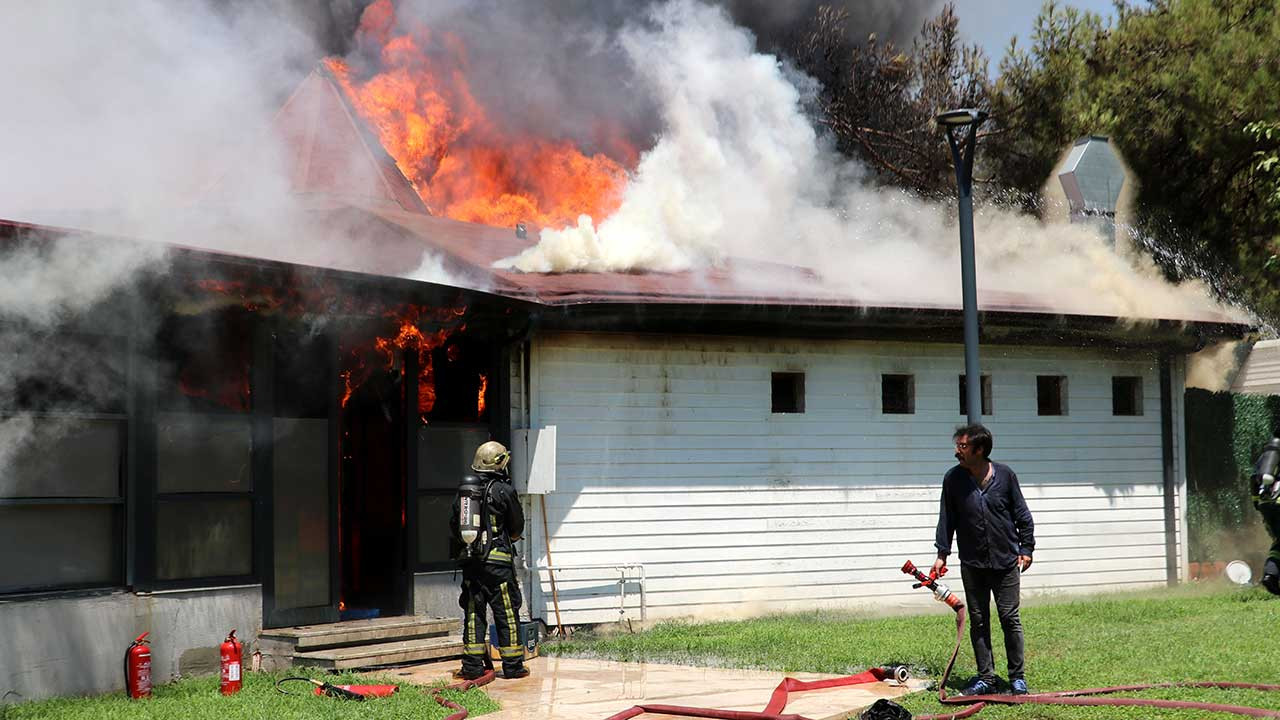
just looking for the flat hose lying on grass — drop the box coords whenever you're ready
[600,557,1280,720]
[602,666,907,720]
[916,601,1280,720]
[432,669,496,720]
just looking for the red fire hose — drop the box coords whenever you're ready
[905,561,1280,720]
[602,666,906,720]
[596,559,1280,720]
[431,669,497,720]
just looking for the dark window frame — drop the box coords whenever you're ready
[771,372,806,414]
[958,374,993,416]
[414,342,505,574]
[0,323,131,596]
[881,374,915,415]
[1112,376,1144,416]
[1036,375,1069,416]
[0,413,127,596]
[139,310,263,592]
[415,421,492,573]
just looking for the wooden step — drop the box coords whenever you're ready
[260,616,459,651]
[290,635,464,671]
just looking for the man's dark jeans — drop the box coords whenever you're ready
[960,564,1025,684]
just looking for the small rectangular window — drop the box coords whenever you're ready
[771,372,805,413]
[882,374,915,414]
[1037,375,1068,416]
[958,375,993,416]
[1112,376,1143,416]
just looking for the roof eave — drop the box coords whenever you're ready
[531,300,1248,352]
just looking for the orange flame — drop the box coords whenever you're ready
[477,373,488,416]
[190,278,471,420]
[325,0,635,228]
[340,303,467,418]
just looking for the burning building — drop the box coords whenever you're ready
[0,0,1252,703]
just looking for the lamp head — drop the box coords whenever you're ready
[936,108,988,127]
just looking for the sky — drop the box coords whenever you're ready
[956,0,1121,65]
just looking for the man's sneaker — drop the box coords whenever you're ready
[959,678,995,697]
[504,667,530,680]
[1010,678,1029,695]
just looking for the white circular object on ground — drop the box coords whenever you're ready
[1225,560,1252,585]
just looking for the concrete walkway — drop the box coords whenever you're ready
[383,656,927,720]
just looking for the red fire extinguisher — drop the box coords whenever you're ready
[124,632,152,699]
[220,629,243,696]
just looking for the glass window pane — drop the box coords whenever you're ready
[3,329,127,414]
[157,412,252,493]
[426,337,493,424]
[1037,376,1067,416]
[156,498,252,580]
[156,310,253,414]
[0,506,120,593]
[418,425,491,490]
[272,418,330,609]
[958,375,993,416]
[1112,376,1143,416]
[1,418,122,498]
[771,372,805,414]
[882,374,914,414]
[274,332,332,419]
[417,494,454,565]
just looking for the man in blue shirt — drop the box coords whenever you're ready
[932,424,1035,696]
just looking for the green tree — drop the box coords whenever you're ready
[792,3,991,198]
[793,0,1280,322]
[1243,120,1280,305]
[1083,0,1280,318]
[987,1,1105,210]
[792,2,1105,208]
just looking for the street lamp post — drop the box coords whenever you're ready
[937,108,988,425]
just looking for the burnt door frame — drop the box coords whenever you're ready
[261,326,341,628]
[398,348,420,616]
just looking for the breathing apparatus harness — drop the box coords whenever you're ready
[1251,438,1280,506]
[457,473,497,564]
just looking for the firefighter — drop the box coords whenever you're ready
[451,440,529,679]
[1251,438,1280,596]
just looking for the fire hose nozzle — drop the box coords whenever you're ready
[932,582,965,611]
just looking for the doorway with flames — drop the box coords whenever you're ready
[265,302,511,629]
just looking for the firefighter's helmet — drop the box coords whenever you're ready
[472,441,511,474]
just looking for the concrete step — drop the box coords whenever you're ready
[291,635,464,671]
[260,616,459,651]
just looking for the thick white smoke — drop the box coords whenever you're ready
[499,0,1237,324]
[0,2,361,470]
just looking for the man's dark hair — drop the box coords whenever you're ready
[954,423,993,459]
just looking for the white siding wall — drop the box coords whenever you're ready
[521,331,1184,625]
[1231,339,1280,395]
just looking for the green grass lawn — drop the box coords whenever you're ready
[1,667,498,720]
[544,583,1280,719]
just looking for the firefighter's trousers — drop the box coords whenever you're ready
[1261,502,1280,595]
[459,563,525,676]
